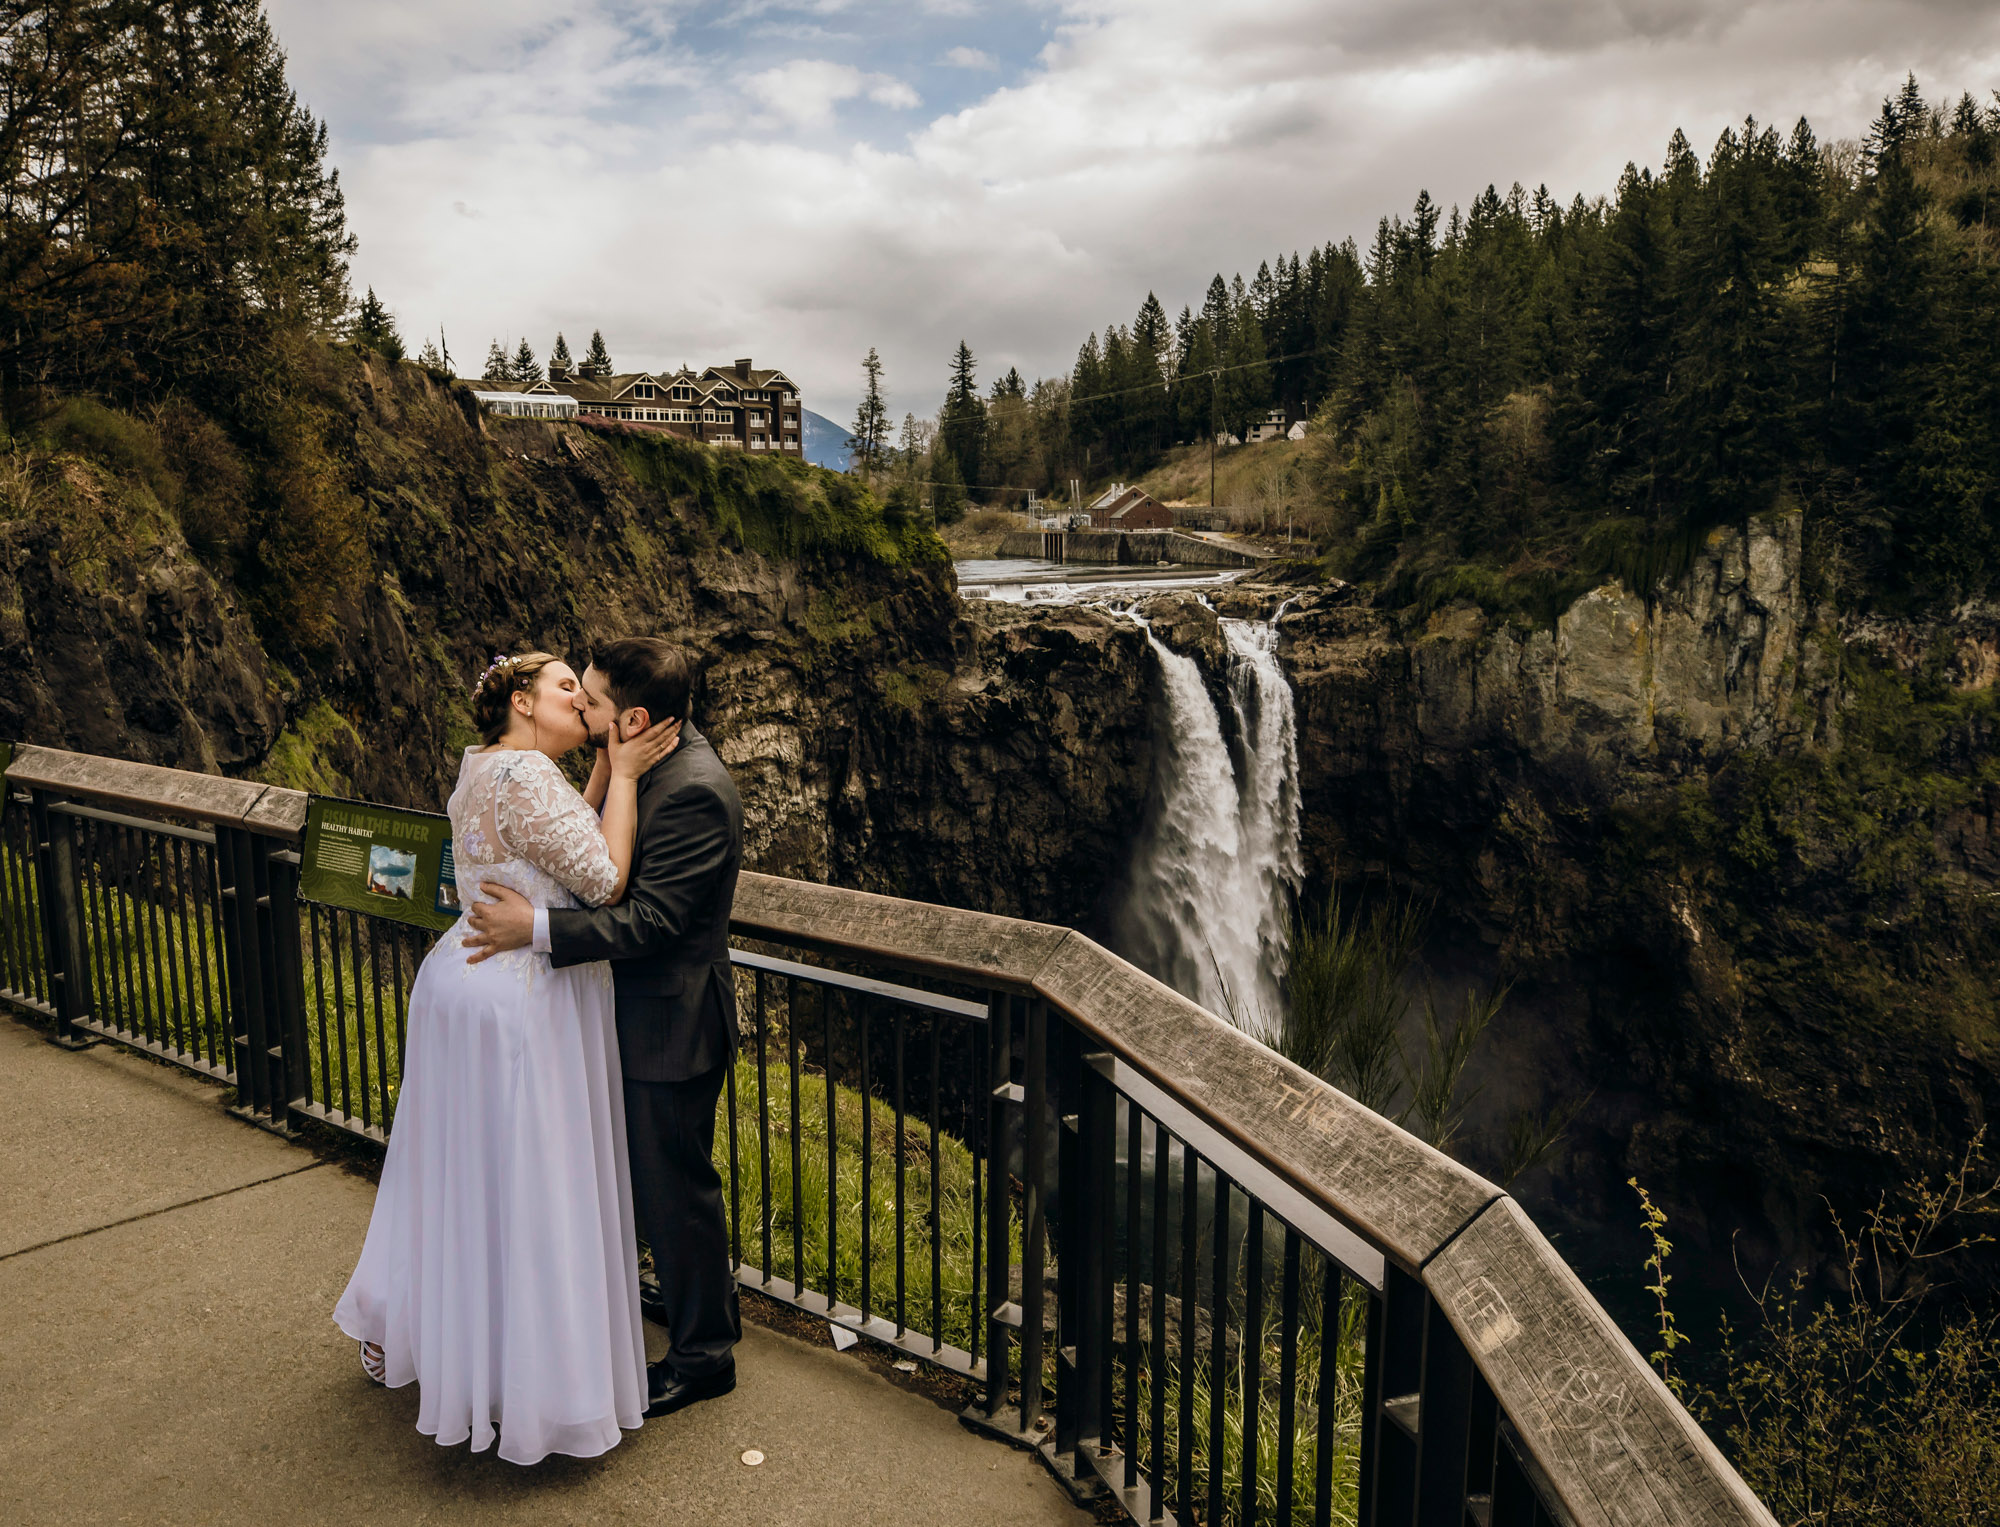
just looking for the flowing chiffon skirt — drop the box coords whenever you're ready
[333,932,647,1464]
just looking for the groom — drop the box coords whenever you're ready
[466,636,744,1418]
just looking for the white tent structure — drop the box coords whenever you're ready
[471,390,579,419]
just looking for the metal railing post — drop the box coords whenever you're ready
[213,824,298,1124]
[1365,1265,1428,1527]
[1019,996,1050,1434]
[266,847,311,1130]
[31,791,92,1047]
[1054,1015,1083,1458]
[1053,1018,1113,1467]
[983,992,1016,1419]
[1414,1295,1478,1527]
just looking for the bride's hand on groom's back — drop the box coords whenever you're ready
[608,716,681,781]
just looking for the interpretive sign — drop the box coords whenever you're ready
[299,796,460,933]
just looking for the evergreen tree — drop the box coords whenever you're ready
[512,337,543,384]
[483,339,513,382]
[987,370,1034,490]
[1200,274,1233,353]
[0,0,356,398]
[851,347,890,474]
[1661,120,1801,528]
[550,332,573,374]
[1219,292,1268,439]
[418,333,447,374]
[1177,319,1220,446]
[582,330,613,378]
[931,440,969,523]
[349,287,404,360]
[939,340,987,495]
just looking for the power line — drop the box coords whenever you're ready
[1061,342,1343,410]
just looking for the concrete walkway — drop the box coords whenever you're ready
[0,1017,1087,1527]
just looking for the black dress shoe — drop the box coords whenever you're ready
[645,1359,736,1418]
[639,1275,669,1327]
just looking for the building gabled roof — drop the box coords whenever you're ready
[1090,484,1153,515]
[699,362,797,393]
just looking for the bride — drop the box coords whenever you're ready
[334,651,679,1465]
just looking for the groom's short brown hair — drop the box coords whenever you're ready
[593,637,696,726]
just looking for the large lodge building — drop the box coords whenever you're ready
[472,357,803,455]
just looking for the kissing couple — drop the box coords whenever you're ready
[333,636,745,1465]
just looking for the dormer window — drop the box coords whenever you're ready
[636,383,655,399]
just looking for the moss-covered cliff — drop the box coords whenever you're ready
[0,349,1152,911]
[1269,520,2000,1293]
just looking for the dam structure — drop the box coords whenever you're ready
[998,528,1275,569]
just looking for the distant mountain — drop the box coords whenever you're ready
[801,409,853,472]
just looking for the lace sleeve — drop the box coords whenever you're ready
[490,753,622,906]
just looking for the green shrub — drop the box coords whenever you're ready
[155,399,252,556]
[605,426,945,568]
[1637,1143,2000,1527]
[49,398,179,512]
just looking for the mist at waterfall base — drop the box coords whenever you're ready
[1111,614,1303,1037]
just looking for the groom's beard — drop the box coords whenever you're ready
[586,724,612,751]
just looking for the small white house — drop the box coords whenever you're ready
[1246,408,1290,444]
[472,390,579,420]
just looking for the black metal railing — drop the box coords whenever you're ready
[0,746,1775,1527]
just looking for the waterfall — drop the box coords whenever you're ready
[1113,607,1303,1037]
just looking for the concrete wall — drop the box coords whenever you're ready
[997,529,1268,568]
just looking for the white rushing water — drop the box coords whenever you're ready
[1113,605,1303,1035]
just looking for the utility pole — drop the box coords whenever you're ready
[1209,369,1219,515]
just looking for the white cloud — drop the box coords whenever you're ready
[270,0,2000,425]
[869,78,924,108]
[740,58,920,127]
[942,46,998,69]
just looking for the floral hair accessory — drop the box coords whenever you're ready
[471,652,515,698]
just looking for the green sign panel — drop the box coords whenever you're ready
[299,796,460,932]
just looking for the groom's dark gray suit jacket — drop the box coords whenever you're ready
[546,723,742,1082]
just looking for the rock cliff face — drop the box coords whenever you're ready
[1268,517,1997,1289]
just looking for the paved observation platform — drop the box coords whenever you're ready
[0,1017,1086,1527]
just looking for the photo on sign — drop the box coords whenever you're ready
[366,845,417,900]
[434,839,461,917]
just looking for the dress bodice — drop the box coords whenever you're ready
[431,749,621,983]
[445,747,620,911]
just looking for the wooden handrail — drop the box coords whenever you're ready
[5,746,310,835]
[3,744,1774,1527]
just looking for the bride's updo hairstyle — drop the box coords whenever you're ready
[471,651,561,744]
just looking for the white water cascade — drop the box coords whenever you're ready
[1113,607,1303,1036]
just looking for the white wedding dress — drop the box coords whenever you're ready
[333,747,647,1465]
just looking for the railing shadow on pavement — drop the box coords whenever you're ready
[0,744,1777,1527]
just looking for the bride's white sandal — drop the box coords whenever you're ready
[359,1340,386,1384]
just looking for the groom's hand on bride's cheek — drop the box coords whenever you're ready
[465,883,534,964]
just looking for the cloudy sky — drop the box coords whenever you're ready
[265,0,2000,424]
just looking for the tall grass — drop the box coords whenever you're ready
[1118,1227,1369,1527]
[719,1044,1001,1356]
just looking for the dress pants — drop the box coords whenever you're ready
[624,1062,741,1378]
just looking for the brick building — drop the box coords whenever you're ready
[1086,483,1175,531]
